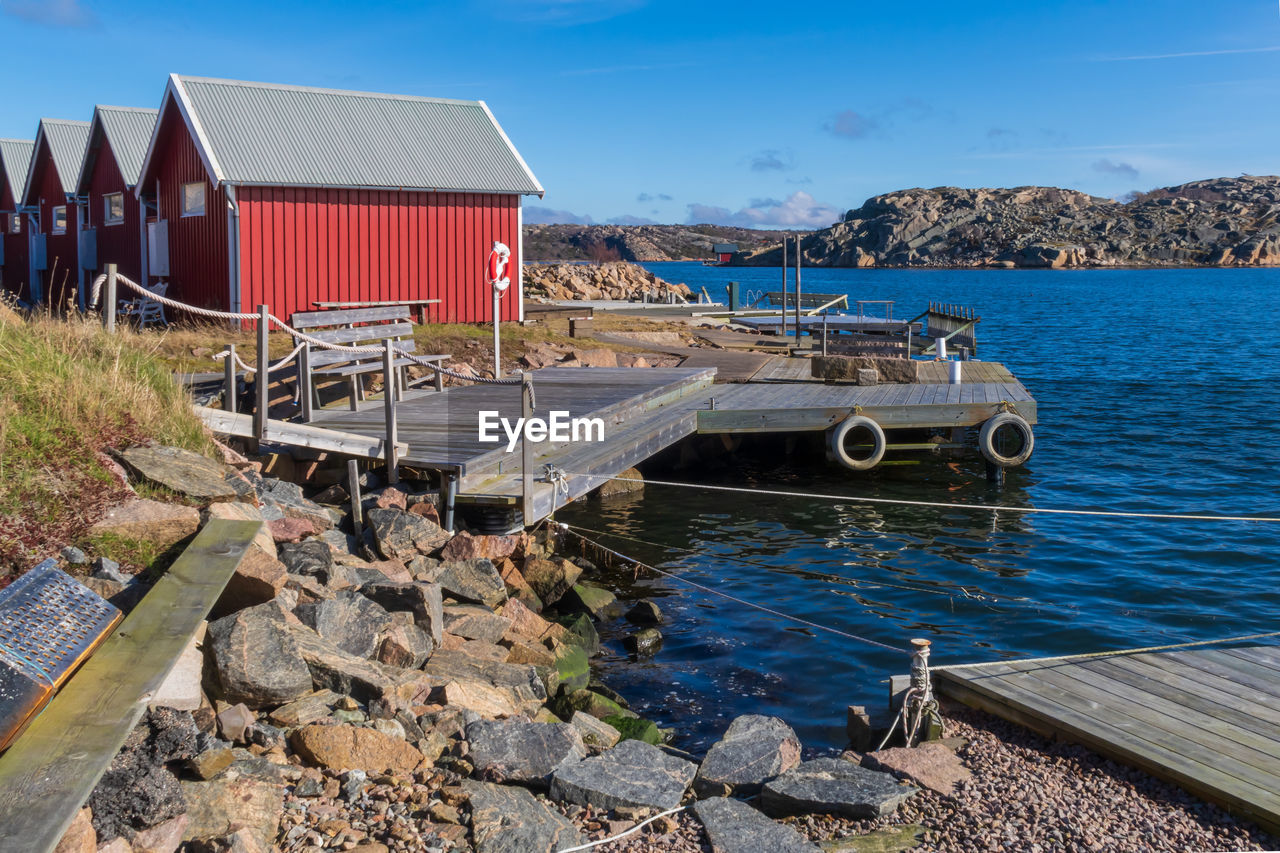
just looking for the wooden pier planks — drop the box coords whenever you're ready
[935,646,1280,834]
[0,519,263,853]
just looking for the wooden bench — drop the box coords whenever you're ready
[290,306,450,420]
[312,299,441,325]
[759,291,849,312]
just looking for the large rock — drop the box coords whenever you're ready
[862,743,972,797]
[367,508,449,560]
[118,445,239,503]
[439,532,519,562]
[760,758,916,819]
[521,558,581,606]
[564,584,620,621]
[463,781,583,853]
[418,558,507,608]
[293,590,394,659]
[496,558,543,611]
[287,622,397,703]
[569,711,620,750]
[596,467,644,499]
[376,619,433,669]
[256,477,332,530]
[466,719,586,787]
[500,598,565,645]
[205,501,276,558]
[694,714,802,797]
[811,355,917,384]
[440,679,525,719]
[278,539,333,576]
[212,548,287,618]
[359,581,444,644]
[693,797,820,853]
[549,739,696,811]
[442,604,512,644]
[290,724,424,773]
[53,807,95,853]
[131,813,188,853]
[207,603,312,708]
[268,689,343,728]
[89,500,201,551]
[180,774,284,850]
[423,649,546,710]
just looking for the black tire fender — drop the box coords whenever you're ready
[978,412,1035,467]
[829,414,887,472]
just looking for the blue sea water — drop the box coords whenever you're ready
[554,263,1280,752]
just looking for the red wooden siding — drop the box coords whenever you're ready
[237,188,520,323]
[85,134,142,282]
[29,137,79,306]
[0,181,28,300]
[150,101,228,310]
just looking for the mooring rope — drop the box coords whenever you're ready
[558,523,909,653]
[213,342,307,375]
[555,805,689,853]
[557,473,1280,524]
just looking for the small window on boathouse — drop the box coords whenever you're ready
[181,182,206,217]
[52,206,67,234]
[104,192,125,225]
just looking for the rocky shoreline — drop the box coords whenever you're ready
[46,442,1280,853]
[523,262,693,302]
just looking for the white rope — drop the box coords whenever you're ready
[93,273,260,320]
[559,473,1280,525]
[213,341,306,375]
[555,805,688,853]
[559,523,908,653]
[934,629,1280,672]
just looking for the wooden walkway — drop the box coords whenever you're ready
[936,645,1280,834]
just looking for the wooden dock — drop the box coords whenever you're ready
[306,364,1037,527]
[935,645,1280,834]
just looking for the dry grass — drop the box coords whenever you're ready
[0,308,210,574]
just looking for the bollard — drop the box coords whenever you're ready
[904,638,943,744]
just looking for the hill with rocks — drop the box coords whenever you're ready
[736,176,1280,268]
[523,224,790,262]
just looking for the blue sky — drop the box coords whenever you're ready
[2,0,1278,228]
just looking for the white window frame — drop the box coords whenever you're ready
[103,192,125,226]
[51,205,67,234]
[181,181,206,217]
[7,213,18,234]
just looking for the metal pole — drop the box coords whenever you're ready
[780,237,788,339]
[347,459,363,528]
[224,343,237,415]
[299,341,312,422]
[521,373,534,525]
[493,283,502,379]
[822,316,828,357]
[103,263,117,333]
[383,339,399,485]
[443,471,457,533]
[254,304,269,441]
[794,235,802,343]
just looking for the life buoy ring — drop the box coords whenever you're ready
[829,414,886,472]
[978,412,1034,467]
[487,250,506,283]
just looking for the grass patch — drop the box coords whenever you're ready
[0,308,210,575]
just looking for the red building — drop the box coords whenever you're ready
[0,138,34,300]
[135,74,544,322]
[74,106,158,298]
[21,118,91,306]
[712,242,738,265]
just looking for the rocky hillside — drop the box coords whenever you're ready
[738,176,1280,268]
[524,262,693,302]
[523,224,790,262]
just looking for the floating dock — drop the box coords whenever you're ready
[309,363,1037,528]
[935,645,1280,834]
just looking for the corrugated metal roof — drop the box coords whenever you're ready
[40,119,92,196]
[96,106,158,186]
[173,75,542,195]
[0,139,34,205]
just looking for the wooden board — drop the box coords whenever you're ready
[935,646,1280,834]
[195,406,408,460]
[0,520,262,852]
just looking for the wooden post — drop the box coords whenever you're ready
[299,341,312,422]
[223,343,237,415]
[347,459,363,528]
[822,316,828,357]
[434,363,444,393]
[521,373,534,525]
[780,237,788,339]
[382,339,399,485]
[254,305,269,441]
[794,235,802,342]
[103,264,117,333]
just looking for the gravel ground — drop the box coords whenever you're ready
[560,706,1278,853]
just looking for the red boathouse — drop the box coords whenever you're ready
[21,118,91,306]
[135,75,544,322]
[0,138,34,300]
[74,106,158,300]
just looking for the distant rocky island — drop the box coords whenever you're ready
[526,176,1280,268]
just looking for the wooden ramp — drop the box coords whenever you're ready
[935,645,1280,834]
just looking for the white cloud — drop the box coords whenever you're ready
[1,0,95,27]
[687,191,841,229]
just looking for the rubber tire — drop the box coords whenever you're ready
[829,415,887,472]
[979,413,1035,468]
